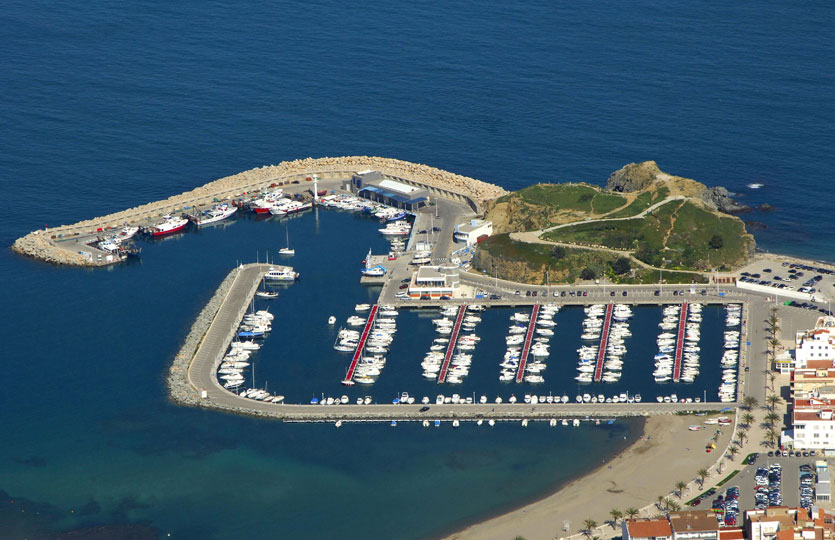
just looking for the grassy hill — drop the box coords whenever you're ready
[486,182,671,233]
[542,200,753,271]
[474,162,756,284]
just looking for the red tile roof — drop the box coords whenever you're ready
[627,519,673,538]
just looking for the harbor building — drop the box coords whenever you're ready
[794,316,835,369]
[408,266,460,299]
[350,170,429,211]
[453,219,493,245]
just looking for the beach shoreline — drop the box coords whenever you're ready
[440,414,733,540]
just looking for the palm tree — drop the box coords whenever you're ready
[609,509,623,529]
[697,468,709,488]
[765,428,778,447]
[625,507,639,520]
[667,500,681,513]
[737,430,748,445]
[742,412,755,427]
[743,396,759,410]
[765,411,780,428]
[663,497,677,513]
[767,394,783,410]
[657,495,666,510]
[675,480,687,498]
[727,445,739,460]
[582,519,598,538]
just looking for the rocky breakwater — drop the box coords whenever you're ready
[12,156,507,266]
[12,230,93,266]
[167,266,241,407]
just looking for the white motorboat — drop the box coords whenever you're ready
[264,265,299,281]
[192,203,237,226]
[328,315,336,324]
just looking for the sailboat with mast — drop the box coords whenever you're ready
[279,227,295,255]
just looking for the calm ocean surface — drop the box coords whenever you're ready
[1,1,833,538]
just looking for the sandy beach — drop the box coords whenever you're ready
[443,414,734,540]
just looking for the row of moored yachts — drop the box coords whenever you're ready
[335,304,400,384]
[575,304,633,383]
[719,304,742,403]
[423,305,487,382]
[653,303,704,383]
[500,305,560,383]
[218,309,286,404]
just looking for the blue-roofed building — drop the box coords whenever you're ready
[351,171,429,211]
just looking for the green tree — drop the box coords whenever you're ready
[552,246,567,260]
[580,267,596,280]
[582,519,598,539]
[709,234,724,249]
[609,509,622,529]
[697,468,709,488]
[611,257,631,275]
[765,428,779,447]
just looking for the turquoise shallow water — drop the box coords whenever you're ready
[1,0,833,537]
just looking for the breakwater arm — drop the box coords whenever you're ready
[12,156,507,266]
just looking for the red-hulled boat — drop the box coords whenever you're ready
[145,215,189,236]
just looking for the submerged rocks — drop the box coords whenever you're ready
[701,186,750,214]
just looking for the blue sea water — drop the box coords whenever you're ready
[1,0,834,538]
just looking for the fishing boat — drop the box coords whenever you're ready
[361,248,386,277]
[192,203,237,226]
[114,225,140,243]
[270,200,312,216]
[143,215,188,237]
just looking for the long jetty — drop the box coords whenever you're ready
[438,305,467,383]
[343,305,379,385]
[593,303,615,382]
[515,304,541,383]
[673,302,688,382]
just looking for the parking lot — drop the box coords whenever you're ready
[739,258,835,307]
[689,457,820,520]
